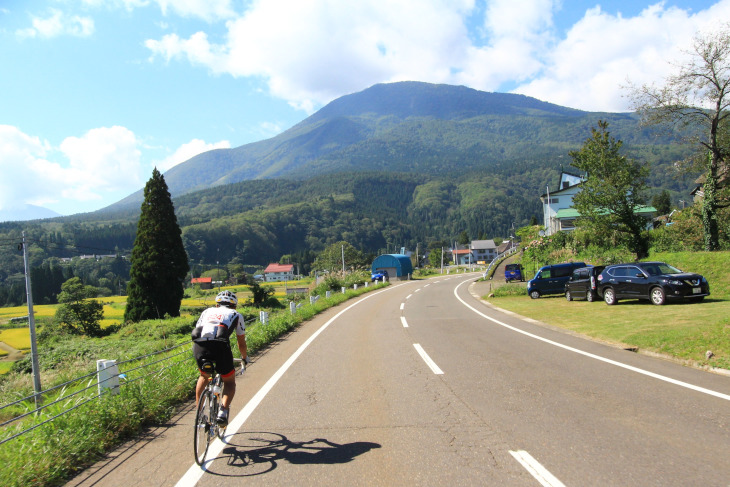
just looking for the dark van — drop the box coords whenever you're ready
[505,263,524,282]
[565,265,606,302]
[527,262,586,299]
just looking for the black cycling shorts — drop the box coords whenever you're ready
[192,340,235,378]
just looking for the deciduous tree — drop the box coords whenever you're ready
[54,277,103,336]
[570,121,651,260]
[311,241,367,272]
[630,23,730,250]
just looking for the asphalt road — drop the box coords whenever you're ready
[67,274,730,486]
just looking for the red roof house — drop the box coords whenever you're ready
[263,263,295,282]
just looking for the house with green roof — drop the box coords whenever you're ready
[541,171,656,235]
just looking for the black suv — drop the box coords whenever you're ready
[565,265,606,302]
[597,261,710,305]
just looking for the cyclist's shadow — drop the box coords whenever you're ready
[209,431,381,477]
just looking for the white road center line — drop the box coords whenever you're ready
[454,281,730,402]
[401,316,409,328]
[413,343,444,374]
[509,450,566,487]
[406,294,412,299]
[400,302,404,310]
[175,286,393,487]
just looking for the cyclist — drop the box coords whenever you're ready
[192,290,248,427]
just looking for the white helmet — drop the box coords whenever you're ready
[215,290,238,307]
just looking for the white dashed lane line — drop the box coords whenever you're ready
[509,450,566,487]
[413,344,444,375]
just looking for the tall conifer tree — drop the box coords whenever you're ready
[124,168,189,322]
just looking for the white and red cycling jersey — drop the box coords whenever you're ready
[193,306,245,342]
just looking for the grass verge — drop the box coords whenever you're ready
[484,252,730,370]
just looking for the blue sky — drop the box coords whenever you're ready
[0,0,727,218]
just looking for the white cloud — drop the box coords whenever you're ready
[514,1,730,111]
[0,125,145,214]
[16,9,94,39]
[143,0,730,113]
[158,138,231,171]
[0,126,51,210]
[146,0,477,111]
[154,0,236,21]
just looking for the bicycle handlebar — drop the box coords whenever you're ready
[233,357,249,375]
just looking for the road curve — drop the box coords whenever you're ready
[67,274,730,486]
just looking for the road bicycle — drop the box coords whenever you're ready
[194,357,245,466]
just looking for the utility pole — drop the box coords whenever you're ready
[21,232,42,408]
[341,244,345,273]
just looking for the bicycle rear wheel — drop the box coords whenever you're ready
[194,391,212,465]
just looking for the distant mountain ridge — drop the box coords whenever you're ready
[111,81,631,213]
[0,204,61,223]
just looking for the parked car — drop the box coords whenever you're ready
[505,263,524,282]
[565,265,606,302]
[527,262,586,299]
[371,269,389,282]
[596,261,710,305]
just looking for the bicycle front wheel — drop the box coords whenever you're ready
[194,391,212,466]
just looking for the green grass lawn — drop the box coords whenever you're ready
[487,251,730,370]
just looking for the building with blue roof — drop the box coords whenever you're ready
[371,254,413,280]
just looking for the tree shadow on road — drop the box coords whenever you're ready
[204,431,381,477]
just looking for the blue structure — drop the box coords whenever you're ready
[371,254,413,279]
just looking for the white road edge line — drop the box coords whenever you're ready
[454,281,730,402]
[401,316,409,328]
[175,286,393,487]
[413,343,444,374]
[509,450,566,487]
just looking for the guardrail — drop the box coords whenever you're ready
[482,246,519,279]
[0,339,192,446]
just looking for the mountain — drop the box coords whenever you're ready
[110,81,661,213]
[0,81,698,300]
[0,204,61,223]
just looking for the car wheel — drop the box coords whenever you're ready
[565,290,572,301]
[603,287,617,305]
[586,291,595,302]
[650,287,666,305]
[530,290,540,299]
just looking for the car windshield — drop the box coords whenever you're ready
[642,263,682,276]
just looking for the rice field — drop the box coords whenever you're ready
[0,328,31,350]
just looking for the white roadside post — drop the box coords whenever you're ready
[97,359,120,396]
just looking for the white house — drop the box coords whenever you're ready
[470,239,498,264]
[263,263,294,282]
[541,171,585,235]
[541,171,656,235]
